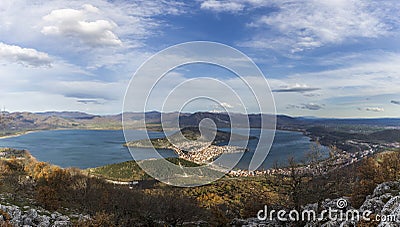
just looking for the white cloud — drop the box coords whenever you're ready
[239,0,398,52]
[0,91,120,114]
[220,102,234,109]
[364,107,385,112]
[0,61,128,114]
[284,53,400,96]
[0,42,52,67]
[0,0,189,116]
[272,83,320,93]
[200,0,244,12]
[49,80,126,101]
[41,4,122,46]
[287,103,324,111]
[272,52,400,117]
[199,0,398,52]
[199,0,276,13]
[0,0,187,70]
[77,99,104,105]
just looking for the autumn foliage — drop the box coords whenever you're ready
[1,148,400,226]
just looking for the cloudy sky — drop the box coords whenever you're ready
[0,0,399,118]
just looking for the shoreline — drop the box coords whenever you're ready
[0,130,39,139]
[1,127,328,171]
[0,127,306,138]
[0,127,166,140]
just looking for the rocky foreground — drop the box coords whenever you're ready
[0,194,89,226]
[234,181,400,226]
[2,181,399,226]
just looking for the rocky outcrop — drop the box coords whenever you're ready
[235,181,400,226]
[360,181,400,226]
[0,203,89,227]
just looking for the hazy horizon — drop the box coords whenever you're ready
[2,109,400,120]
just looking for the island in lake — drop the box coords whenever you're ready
[125,127,257,164]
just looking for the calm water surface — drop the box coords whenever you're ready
[0,129,328,169]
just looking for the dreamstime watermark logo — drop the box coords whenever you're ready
[122,41,276,187]
[336,198,348,209]
[257,198,397,223]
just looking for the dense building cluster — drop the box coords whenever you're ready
[228,141,400,177]
[171,142,246,164]
[0,148,27,159]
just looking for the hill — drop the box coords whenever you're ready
[306,126,400,152]
[1,110,399,142]
[36,111,99,120]
[87,157,200,182]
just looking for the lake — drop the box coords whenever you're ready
[0,129,329,170]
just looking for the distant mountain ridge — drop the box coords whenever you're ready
[299,117,400,127]
[36,111,100,120]
[1,111,399,134]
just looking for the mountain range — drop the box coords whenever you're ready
[1,111,399,133]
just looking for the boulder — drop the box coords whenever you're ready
[237,181,400,227]
[0,202,75,227]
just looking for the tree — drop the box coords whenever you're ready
[267,156,308,211]
[303,144,336,209]
[351,151,400,207]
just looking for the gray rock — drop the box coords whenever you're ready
[237,181,400,227]
[231,218,249,226]
[27,208,38,219]
[381,196,400,214]
[36,214,50,223]
[359,195,388,214]
[23,216,33,226]
[38,220,51,227]
[52,220,71,227]
[0,202,76,227]
[371,181,400,198]
[10,218,23,226]
[377,196,400,227]
[78,214,91,222]
[51,211,62,220]
[57,215,70,221]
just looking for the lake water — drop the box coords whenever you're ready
[0,129,328,170]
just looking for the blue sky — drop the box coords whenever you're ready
[0,0,399,117]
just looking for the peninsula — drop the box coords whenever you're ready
[124,127,256,164]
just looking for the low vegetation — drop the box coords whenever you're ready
[1,147,399,226]
[0,150,211,226]
[87,157,200,181]
[307,126,400,152]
